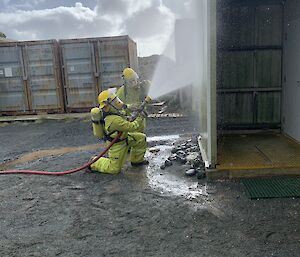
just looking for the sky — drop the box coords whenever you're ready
[0,0,193,56]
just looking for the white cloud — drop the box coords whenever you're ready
[95,0,128,16]
[127,0,158,15]
[0,0,192,56]
[125,5,173,38]
[0,0,46,11]
[124,3,175,56]
[95,0,154,16]
[162,0,193,18]
[0,3,115,40]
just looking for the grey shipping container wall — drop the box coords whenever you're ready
[0,45,26,112]
[218,0,283,128]
[60,36,138,111]
[0,40,64,114]
[0,36,138,114]
[282,0,300,142]
[193,0,217,168]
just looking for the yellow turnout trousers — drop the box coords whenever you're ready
[90,132,147,174]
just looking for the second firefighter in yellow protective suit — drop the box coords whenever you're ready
[90,90,148,174]
[116,68,150,133]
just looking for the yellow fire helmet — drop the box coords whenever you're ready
[98,90,114,109]
[98,89,125,110]
[122,67,139,81]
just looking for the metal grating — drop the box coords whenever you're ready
[242,177,300,199]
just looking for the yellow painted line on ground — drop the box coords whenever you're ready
[1,143,106,169]
[217,164,300,171]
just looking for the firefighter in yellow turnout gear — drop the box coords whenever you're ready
[116,68,150,133]
[90,90,148,174]
[118,67,140,106]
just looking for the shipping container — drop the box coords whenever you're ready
[0,36,138,114]
[282,0,300,143]
[218,0,283,129]
[190,0,217,168]
[0,40,64,115]
[0,44,26,113]
[59,36,138,112]
[188,0,300,170]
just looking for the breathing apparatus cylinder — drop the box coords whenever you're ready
[91,107,104,139]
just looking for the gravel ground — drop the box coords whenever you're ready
[0,117,299,257]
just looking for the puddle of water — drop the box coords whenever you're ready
[144,144,206,200]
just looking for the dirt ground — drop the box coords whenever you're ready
[0,117,299,257]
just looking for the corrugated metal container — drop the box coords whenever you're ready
[59,41,97,110]
[192,0,217,168]
[220,50,281,89]
[60,36,138,112]
[24,41,64,113]
[221,51,254,89]
[255,5,283,47]
[218,0,283,128]
[98,37,138,89]
[220,4,255,48]
[256,91,281,124]
[282,0,300,142]
[191,0,300,168]
[255,50,281,88]
[0,40,64,115]
[218,92,253,125]
[220,0,283,49]
[0,44,27,113]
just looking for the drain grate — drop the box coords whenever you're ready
[241,177,300,199]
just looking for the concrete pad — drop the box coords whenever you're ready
[210,132,300,179]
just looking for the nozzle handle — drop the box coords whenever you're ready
[144,96,152,104]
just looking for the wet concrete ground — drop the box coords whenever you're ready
[0,117,299,256]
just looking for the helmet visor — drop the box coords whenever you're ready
[110,96,126,110]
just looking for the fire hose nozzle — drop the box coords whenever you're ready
[139,96,152,110]
[144,96,152,104]
[128,96,152,121]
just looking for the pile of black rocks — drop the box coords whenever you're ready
[160,139,206,179]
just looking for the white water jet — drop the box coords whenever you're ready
[148,0,202,101]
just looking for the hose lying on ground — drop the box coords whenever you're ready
[0,132,122,176]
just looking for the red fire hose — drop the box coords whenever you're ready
[0,132,122,176]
